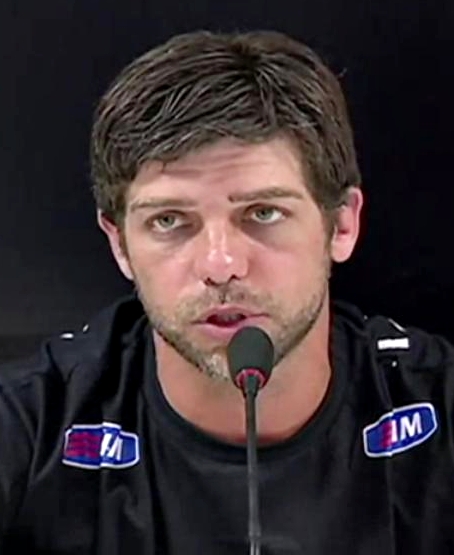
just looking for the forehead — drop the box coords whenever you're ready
[126,136,310,204]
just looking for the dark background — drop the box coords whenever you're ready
[1,0,453,361]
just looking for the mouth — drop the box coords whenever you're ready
[205,313,249,327]
[193,308,267,339]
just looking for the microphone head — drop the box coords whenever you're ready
[227,326,275,390]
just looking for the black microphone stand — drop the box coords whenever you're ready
[227,325,274,555]
[243,373,261,555]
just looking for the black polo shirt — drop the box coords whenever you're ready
[1,295,453,554]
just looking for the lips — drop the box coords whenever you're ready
[206,313,247,327]
[192,307,268,340]
[195,306,264,327]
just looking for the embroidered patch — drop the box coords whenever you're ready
[363,403,438,458]
[62,422,140,469]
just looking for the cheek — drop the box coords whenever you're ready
[256,225,328,284]
[127,240,193,302]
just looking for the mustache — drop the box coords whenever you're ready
[179,286,273,319]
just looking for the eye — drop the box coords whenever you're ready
[148,212,187,232]
[248,205,285,224]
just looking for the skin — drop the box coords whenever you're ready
[99,136,363,445]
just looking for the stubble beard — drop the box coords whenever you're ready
[134,256,332,383]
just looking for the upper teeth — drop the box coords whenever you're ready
[217,314,243,322]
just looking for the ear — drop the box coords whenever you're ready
[329,187,364,263]
[97,210,134,281]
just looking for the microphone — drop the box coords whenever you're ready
[227,326,275,555]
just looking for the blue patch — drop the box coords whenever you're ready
[62,422,140,469]
[363,403,438,458]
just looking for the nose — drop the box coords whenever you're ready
[192,222,249,286]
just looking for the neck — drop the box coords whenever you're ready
[153,299,332,445]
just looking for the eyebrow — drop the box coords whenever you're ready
[129,186,305,213]
[227,186,305,203]
[129,197,196,213]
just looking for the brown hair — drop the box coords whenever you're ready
[90,30,361,228]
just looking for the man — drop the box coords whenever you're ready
[1,29,453,554]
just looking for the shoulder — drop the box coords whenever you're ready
[0,294,147,408]
[0,295,148,526]
[335,302,454,401]
[366,312,454,373]
[334,299,454,368]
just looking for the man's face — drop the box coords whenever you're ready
[99,137,361,381]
